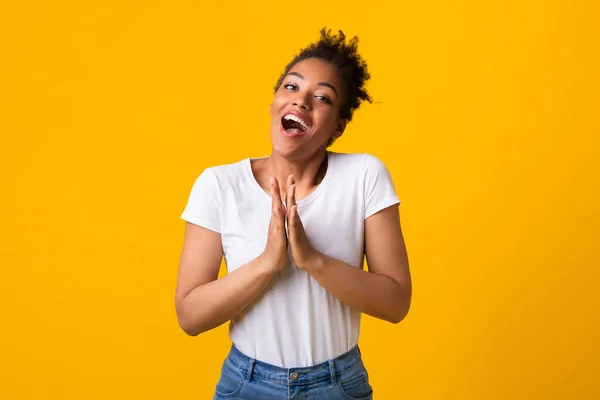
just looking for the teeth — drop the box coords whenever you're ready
[283,114,309,131]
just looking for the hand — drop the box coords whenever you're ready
[286,175,320,270]
[260,176,288,272]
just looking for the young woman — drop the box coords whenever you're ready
[176,28,412,399]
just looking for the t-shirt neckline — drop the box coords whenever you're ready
[244,151,335,207]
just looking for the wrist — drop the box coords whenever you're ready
[256,252,281,277]
[304,251,326,274]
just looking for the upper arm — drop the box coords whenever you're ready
[175,222,223,306]
[364,204,411,292]
[176,167,223,304]
[362,153,410,289]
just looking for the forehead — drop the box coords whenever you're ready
[288,58,342,87]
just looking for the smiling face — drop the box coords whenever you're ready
[270,58,346,159]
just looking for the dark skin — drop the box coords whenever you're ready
[251,57,347,202]
[253,57,412,322]
[175,57,411,337]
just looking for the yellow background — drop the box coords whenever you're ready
[1,0,599,398]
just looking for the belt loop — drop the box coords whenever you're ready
[328,360,336,386]
[247,359,255,382]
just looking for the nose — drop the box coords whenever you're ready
[292,91,311,110]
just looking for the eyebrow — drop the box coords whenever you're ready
[286,72,338,96]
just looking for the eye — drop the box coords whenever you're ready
[315,95,331,104]
[284,83,297,91]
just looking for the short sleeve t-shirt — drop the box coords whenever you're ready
[181,152,400,367]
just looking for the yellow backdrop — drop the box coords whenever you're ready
[1,0,598,399]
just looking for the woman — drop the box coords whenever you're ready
[176,28,412,399]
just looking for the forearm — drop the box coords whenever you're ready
[177,255,276,336]
[307,254,411,323]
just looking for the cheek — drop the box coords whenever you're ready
[270,98,283,117]
[315,109,339,130]
[272,91,287,105]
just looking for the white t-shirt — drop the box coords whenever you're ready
[180,152,400,367]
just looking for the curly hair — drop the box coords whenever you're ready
[274,28,372,128]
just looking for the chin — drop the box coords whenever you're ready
[269,139,302,160]
[271,140,299,158]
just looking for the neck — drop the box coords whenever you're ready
[266,149,329,199]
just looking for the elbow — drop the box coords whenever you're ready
[388,308,409,324]
[177,313,204,336]
[175,301,204,337]
[389,291,412,324]
[179,319,202,336]
[183,328,202,337]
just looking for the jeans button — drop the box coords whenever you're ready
[290,372,299,380]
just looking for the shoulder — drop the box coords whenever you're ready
[184,158,252,200]
[329,153,396,200]
[330,152,391,174]
[203,158,248,177]
[191,158,249,184]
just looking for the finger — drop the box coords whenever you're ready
[272,177,286,207]
[289,206,303,250]
[289,204,299,229]
[287,185,296,221]
[270,178,283,223]
[285,174,293,213]
[270,177,284,208]
[287,205,296,246]
[287,175,296,211]
[270,177,278,214]
[270,176,278,200]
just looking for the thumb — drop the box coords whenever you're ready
[289,205,299,228]
[288,205,298,243]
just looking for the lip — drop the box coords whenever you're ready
[280,123,307,138]
[282,110,310,127]
[280,110,311,138]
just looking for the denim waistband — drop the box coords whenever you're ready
[225,344,363,386]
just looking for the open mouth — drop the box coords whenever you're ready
[281,114,310,136]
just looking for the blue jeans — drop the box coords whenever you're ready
[213,344,373,399]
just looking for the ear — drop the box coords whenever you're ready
[333,119,347,139]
